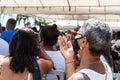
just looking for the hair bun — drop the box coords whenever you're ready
[53,24,57,28]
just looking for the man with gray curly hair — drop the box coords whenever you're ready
[58,19,113,80]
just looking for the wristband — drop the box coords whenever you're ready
[65,60,74,64]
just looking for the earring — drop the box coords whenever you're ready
[80,46,83,50]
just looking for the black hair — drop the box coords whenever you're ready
[40,25,60,46]
[7,18,16,29]
[9,28,40,73]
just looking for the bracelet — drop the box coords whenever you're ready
[65,60,74,64]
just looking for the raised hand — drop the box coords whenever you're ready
[58,36,74,61]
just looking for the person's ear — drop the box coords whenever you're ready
[81,37,88,47]
[83,37,87,43]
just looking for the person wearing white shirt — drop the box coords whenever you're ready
[0,38,9,56]
[40,24,65,80]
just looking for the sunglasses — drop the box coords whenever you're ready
[74,33,85,40]
[73,33,85,55]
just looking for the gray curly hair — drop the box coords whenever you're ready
[81,19,113,55]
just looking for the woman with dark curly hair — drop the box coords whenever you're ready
[0,28,53,80]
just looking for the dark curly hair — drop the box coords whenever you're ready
[9,28,40,73]
[40,25,60,46]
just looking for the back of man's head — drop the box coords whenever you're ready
[6,18,16,30]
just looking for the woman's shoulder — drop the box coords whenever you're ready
[0,55,5,62]
[1,57,10,66]
[69,72,89,80]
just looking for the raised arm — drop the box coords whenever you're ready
[58,36,75,79]
[37,47,53,76]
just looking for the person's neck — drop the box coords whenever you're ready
[7,28,14,30]
[44,46,54,51]
[79,52,100,69]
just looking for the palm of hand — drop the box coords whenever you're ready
[58,36,74,60]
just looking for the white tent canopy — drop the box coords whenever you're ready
[0,0,120,21]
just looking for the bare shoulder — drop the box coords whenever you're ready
[68,72,89,80]
[0,57,10,72]
[1,57,9,65]
[0,55,5,64]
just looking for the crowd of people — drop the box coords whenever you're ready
[0,18,119,80]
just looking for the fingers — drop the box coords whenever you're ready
[67,41,72,48]
[58,36,67,46]
[58,35,73,47]
[58,36,68,50]
[58,36,74,60]
[58,36,63,46]
[62,36,72,48]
